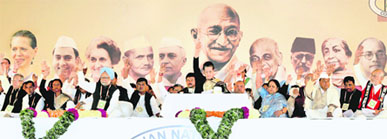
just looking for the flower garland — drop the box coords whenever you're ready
[176,107,259,119]
[189,107,249,139]
[43,108,78,139]
[20,108,37,139]
[19,108,106,139]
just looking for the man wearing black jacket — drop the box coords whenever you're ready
[1,74,27,113]
[181,73,196,93]
[128,78,160,117]
[340,76,361,113]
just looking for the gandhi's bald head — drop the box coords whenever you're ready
[198,4,240,29]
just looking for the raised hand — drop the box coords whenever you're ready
[12,62,20,74]
[237,64,248,74]
[159,63,166,75]
[326,64,335,76]
[255,72,264,90]
[227,64,236,75]
[194,38,202,58]
[296,68,304,79]
[286,74,293,85]
[149,68,156,84]
[0,53,4,75]
[227,82,233,92]
[41,61,50,79]
[121,57,131,79]
[263,68,272,82]
[312,60,323,81]
[74,59,85,72]
[251,60,263,74]
[157,64,166,83]
[69,71,78,87]
[32,73,38,83]
[224,64,236,85]
[354,46,363,65]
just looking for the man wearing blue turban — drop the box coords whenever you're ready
[77,66,121,117]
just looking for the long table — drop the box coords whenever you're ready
[0,117,385,139]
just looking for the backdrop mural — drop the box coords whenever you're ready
[1,0,387,87]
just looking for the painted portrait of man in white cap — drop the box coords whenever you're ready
[158,37,187,86]
[52,35,80,82]
[122,36,154,83]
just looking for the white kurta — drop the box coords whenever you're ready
[21,93,45,111]
[131,93,160,117]
[81,90,120,116]
[0,93,5,110]
[77,71,121,116]
[304,80,342,118]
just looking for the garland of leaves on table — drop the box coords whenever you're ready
[19,107,100,139]
[189,107,249,139]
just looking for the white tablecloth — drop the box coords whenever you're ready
[1,117,386,139]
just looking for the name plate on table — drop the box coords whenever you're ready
[161,94,250,118]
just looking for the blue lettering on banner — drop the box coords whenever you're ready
[132,125,201,139]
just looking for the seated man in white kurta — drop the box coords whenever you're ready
[304,72,342,118]
[77,67,121,117]
[125,78,160,117]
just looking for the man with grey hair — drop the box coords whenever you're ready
[121,36,154,84]
[289,37,315,86]
[158,37,187,87]
[249,38,286,83]
[0,73,27,113]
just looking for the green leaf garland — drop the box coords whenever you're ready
[20,109,36,139]
[19,108,77,139]
[189,107,246,139]
[43,111,75,139]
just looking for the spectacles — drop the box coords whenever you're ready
[250,53,273,62]
[100,77,110,80]
[293,53,314,61]
[203,26,240,41]
[362,51,385,60]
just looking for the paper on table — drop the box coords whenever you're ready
[361,108,375,117]
[343,110,354,117]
